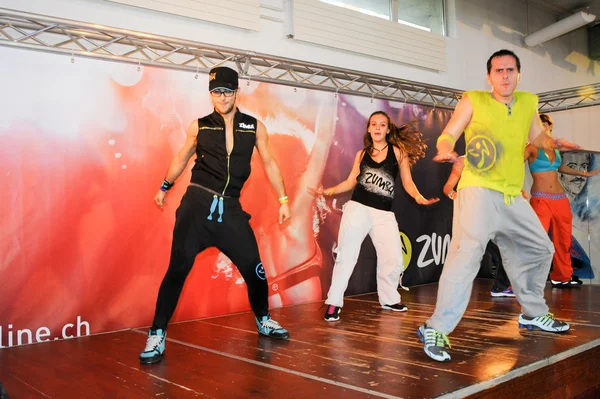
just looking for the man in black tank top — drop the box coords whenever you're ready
[139,67,291,365]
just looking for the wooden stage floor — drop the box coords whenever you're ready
[1,279,599,399]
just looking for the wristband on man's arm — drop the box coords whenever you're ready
[437,133,456,147]
[160,180,174,192]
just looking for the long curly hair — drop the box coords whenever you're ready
[363,111,427,166]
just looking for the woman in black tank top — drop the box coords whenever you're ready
[310,111,439,322]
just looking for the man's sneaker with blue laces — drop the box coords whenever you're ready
[417,323,451,362]
[324,305,341,321]
[139,328,166,364]
[256,315,289,339]
[518,313,570,332]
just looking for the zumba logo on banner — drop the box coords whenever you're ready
[416,232,451,268]
[400,231,412,271]
[399,231,451,270]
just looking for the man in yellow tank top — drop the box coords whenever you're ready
[417,50,580,362]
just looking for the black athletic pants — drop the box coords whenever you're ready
[151,186,268,330]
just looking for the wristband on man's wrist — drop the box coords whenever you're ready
[160,179,173,192]
[437,133,456,147]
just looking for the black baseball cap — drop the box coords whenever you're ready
[209,66,239,92]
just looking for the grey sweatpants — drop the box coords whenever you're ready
[427,186,554,335]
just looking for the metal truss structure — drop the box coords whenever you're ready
[0,8,462,109]
[1,8,599,112]
[537,83,600,113]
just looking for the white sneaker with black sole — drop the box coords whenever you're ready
[382,303,408,312]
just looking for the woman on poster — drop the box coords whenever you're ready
[311,111,439,321]
[559,150,599,280]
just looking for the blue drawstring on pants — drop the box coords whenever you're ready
[207,195,225,222]
[217,196,224,222]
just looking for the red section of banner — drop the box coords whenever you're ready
[0,66,342,345]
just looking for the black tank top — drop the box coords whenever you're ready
[191,109,257,198]
[350,146,399,211]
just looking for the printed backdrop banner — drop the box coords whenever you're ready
[558,150,600,283]
[0,48,453,347]
[4,48,597,348]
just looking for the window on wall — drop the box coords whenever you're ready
[319,0,391,20]
[319,0,445,35]
[397,0,445,35]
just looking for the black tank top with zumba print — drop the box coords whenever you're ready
[350,146,399,211]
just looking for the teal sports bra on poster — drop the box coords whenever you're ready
[529,148,561,173]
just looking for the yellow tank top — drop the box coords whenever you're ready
[458,90,538,199]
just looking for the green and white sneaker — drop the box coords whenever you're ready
[417,323,451,362]
[518,313,570,332]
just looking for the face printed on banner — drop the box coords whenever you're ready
[487,55,520,100]
[560,152,591,198]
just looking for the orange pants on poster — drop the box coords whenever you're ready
[530,192,573,282]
